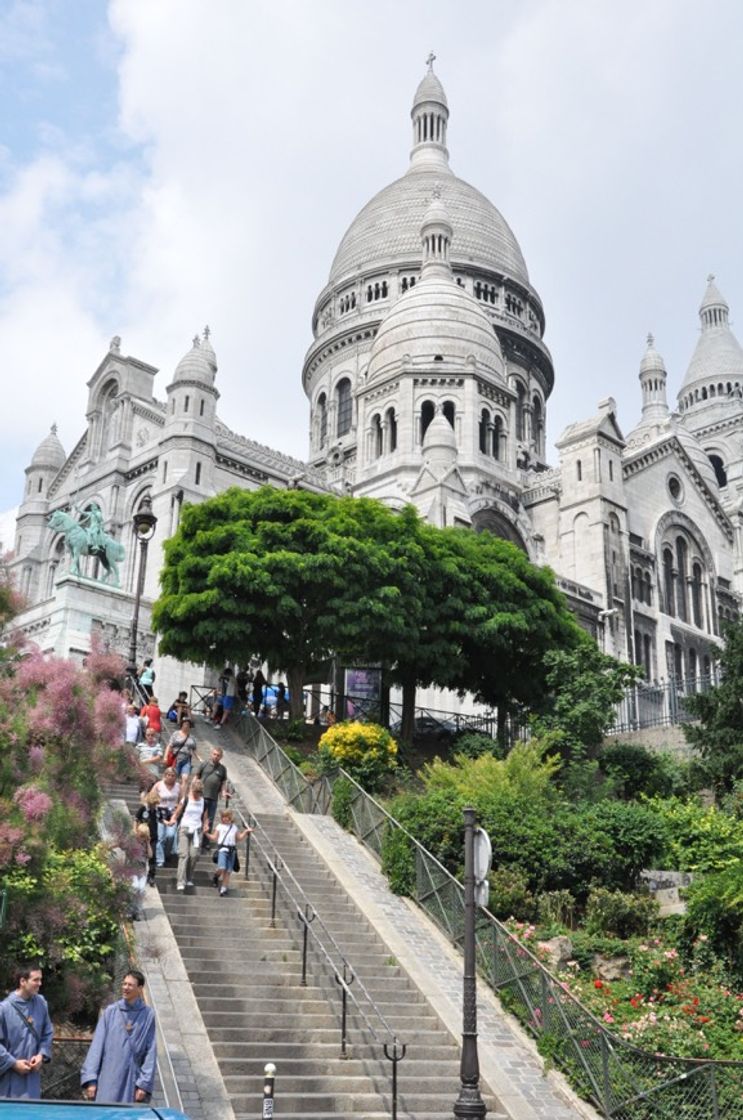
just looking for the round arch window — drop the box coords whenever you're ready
[667,475,683,503]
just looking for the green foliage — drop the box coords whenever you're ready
[422,739,562,805]
[330,776,355,831]
[533,644,642,754]
[451,731,503,759]
[536,890,576,930]
[584,888,659,938]
[319,721,397,790]
[647,795,743,872]
[380,825,415,896]
[600,742,691,799]
[578,800,667,890]
[683,619,743,796]
[683,862,743,981]
[272,718,308,744]
[488,867,536,921]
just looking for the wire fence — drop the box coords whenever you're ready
[238,715,743,1120]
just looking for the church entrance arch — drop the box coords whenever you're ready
[471,507,528,553]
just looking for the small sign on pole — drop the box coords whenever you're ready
[473,826,492,908]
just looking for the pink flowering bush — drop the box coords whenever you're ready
[0,616,132,1021]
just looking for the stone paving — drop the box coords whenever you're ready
[206,717,598,1120]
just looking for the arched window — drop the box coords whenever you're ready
[644,571,652,606]
[371,414,383,459]
[676,537,688,621]
[708,454,727,487]
[443,400,455,428]
[493,415,503,460]
[532,394,543,453]
[663,547,675,617]
[385,407,397,453]
[317,393,328,448]
[691,561,703,628]
[479,409,490,454]
[515,382,526,441]
[336,379,352,437]
[420,400,435,441]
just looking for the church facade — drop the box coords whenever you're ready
[9,63,743,703]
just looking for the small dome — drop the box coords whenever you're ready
[172,331,217,387]
[640,333,666,375]
[422,409,457,469]
[412,68,448,110]
[366,272,504,385]
[31,424,65,470]
[679,277,743,398]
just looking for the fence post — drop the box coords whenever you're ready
[244,830,251,880]
[270,870,278,928]
[262,1062,276,1119]
[709,1064,720,1120]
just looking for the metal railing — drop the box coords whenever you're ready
[239,717,743,1120]
[227,783,406,1117]
[609,674,716,734]
[44,1037,90,1099]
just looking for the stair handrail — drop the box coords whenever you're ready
[229,794,403,1052]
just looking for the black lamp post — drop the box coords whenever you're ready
[453,806,487,1119]
[126,494,157,683]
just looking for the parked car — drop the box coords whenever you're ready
[0,1105,191,1119]
[389,715,459,742]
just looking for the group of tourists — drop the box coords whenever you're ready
[0,964,156,1103]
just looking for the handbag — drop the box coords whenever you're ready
[212,848,240,872]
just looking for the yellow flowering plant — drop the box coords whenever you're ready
[318,720,398,791]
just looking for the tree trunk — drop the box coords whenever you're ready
[400,676,416,744]
[287,664,306,720]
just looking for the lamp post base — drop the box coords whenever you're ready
[453,1083,487,1119]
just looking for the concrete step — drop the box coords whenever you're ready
[217,1057,461,1078]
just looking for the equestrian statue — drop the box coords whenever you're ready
[48,504,126,587]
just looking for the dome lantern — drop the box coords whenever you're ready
[410,53,450,169]
[638,333,669,425]
[420,185,453,277]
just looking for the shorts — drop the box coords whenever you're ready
[217,847,236,871]
[175,754,192,777]
[222,695,235,711]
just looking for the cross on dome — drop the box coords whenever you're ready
[203,325,210,340]
[707,273,715,284]
[426,51,436,71]
[646,332,655,348]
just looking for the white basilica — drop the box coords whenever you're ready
[9,62,743,701]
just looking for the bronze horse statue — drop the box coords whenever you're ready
[47,509,125,587]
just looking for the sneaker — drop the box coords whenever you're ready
[219,887,227,896]
[186,880,195,887]
[176,884,185,891]
[212,874,220,886]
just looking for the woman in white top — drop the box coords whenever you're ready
[169,778,207,890]
[153,768,181,867]
[206,809,251,897]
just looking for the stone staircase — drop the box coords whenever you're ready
[109,765,504,1118]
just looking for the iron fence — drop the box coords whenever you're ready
[44,1037,89,1099]
[239,717,743,1120]
[609,675,716,735]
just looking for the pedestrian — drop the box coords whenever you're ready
[251,668,266,716]
[140,695,162,735]
[196,746,227,844]
[275,681,288,719]
[236,667,249,708]
[152,768,181,868]
[218,668,237,728]
[124,703,144,746]
[135,787,160,887]
[0,964,53,1099]
[207,809,252,897]
[80,970,156,1103]
[165,717,196,785]
[138,659,156,700]
[170,778,207,890]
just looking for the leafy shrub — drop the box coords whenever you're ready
[272,718,307,744]
[388,789,465,872]
[629,940,683,998]
[579,800,667,890]
[380,825,415,896]
[537,889,576,930]
[452,732,503,760]
[421,739,562,805]
[488,867,536,921]
[682,861,743,981]
[600,742,689,799]
[585,888,659,938]
[318,721,397,790]
[648,796,743,872]
[330,776,355,830]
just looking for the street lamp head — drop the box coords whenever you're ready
[133,494,157,541]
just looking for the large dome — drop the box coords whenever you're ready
[329,166,529,288]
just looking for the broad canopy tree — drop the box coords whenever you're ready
[153,486,585,729]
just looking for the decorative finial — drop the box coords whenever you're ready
[51,422,57,435]
[192,334,201,348]
[203,324,210,340]
[646,332,654,348]
[109,335,121,353]
[432,182,442,200]
[426,50,436,71]
[707,273,715,284]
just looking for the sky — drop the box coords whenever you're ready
[1,0,743,530]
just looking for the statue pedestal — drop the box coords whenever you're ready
[12,574,154,664]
